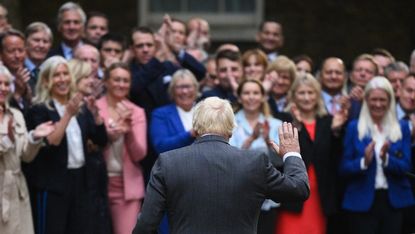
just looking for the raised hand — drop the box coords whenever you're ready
[32,121,55,140]
[107,122,127,142]
[90,79,105,99]
[66,92,83,116]
[262,72,278,93]
[349,86,364,101]
[364,141,375,166]
[379,141,390,164]
[14,67,31,98]
[290,103,303,130]
[115,100,133,132]
[331,97,349,131]
[252,122,263,140]
[262,120,270,142]
[84,96,97,114]
[103,56,121,69]
[269,122,300,157]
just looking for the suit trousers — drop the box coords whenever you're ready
[346,190,402,234]
[108,176,141,234]
[32,167,88,234]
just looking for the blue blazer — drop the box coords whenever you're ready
[150,104,194,154]
[339,120,414,212]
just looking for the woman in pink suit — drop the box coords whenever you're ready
[96,62,147,234]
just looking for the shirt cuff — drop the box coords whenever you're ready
[283,152,302,162]
[360,158,368,170]
[28,130,43,144]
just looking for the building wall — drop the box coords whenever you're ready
[12,0,415,68]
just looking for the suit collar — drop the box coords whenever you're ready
[194,134,229,145]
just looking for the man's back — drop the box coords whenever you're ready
[134,135,309,234]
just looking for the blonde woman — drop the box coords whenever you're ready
[266,56,297,122]
[340,77,414,234]
[25,56,107,234]
[277,73,348,234]
[0,65,54,234]
[68,58,112,233]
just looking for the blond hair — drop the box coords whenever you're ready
[0,65,13,108]
[358,76,401,141]
[193,97,235,137]
[68,59,92,84]
[266,55,297,83]
[286,73,327,117]
[33,56,76,109]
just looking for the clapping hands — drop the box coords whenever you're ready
[107,100,133,141]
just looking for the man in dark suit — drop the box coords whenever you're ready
[133,97,309,234]
[396,74,415,234]
[48,2,85,60]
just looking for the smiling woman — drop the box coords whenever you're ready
[277,73,348,234]
[229,79,282,234]
[96,62,147,234]
[0,65,55,234]
[340,77,414,233]
[25,56,108,234]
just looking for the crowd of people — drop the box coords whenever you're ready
[0,1,414,234]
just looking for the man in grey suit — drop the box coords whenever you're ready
[133,97,309,234]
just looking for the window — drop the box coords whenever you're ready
[138,0,264,41]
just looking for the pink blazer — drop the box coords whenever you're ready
[96,96,147,200]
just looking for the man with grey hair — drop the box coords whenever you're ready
[133,97,309,234]
[384,61,409,99]
[49,1,86,60]
[24,22,53,92]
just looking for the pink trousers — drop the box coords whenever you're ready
[108,176,141,234]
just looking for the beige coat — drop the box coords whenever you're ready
[0,107,43,234]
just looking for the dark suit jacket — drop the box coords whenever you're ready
[23,102,107,193]
[47,44,65,58]
[133,135,309,234]
[281,115,343,216]
[129,53,206,115]
[267,97,292,122]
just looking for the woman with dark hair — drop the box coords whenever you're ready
[96,62,147,234]
[229,79,282,234]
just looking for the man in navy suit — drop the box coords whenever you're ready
[48,2,85,60]
[129,26,206,115]
[133,97,310,234]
